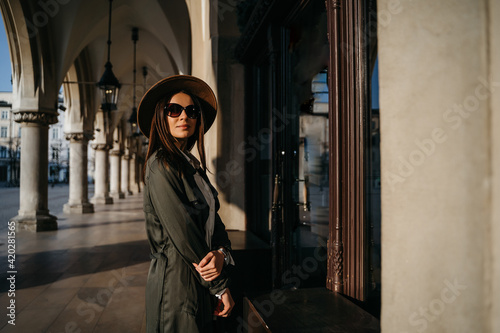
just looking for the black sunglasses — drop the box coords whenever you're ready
[164,103,200,119]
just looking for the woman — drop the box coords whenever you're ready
[137,75,235,332]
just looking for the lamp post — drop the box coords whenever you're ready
[128,27,140,136]
[137,66,148,139]
[97,0,120,112]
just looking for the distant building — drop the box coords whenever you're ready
[0,92,69,186]
[48,95,69,184]
[0,92,20,186]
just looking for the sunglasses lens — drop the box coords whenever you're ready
[165,103,200,119]
[185,105,200,119]
[166,104,183,117]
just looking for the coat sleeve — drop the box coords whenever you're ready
[212,213,236,267]
[212,213,231,251]
[146,158,229,295]
[201,169,235,266]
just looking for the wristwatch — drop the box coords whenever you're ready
[218,247,229,265]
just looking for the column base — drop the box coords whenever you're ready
[111,192,126,199]
[10,213,58,232]
[63,202,94,214]
[91,196,114,205]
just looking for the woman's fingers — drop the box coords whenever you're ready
[194,251,225,281]
[194,263,216,274]
[197,251,224,272]
[193,262,219,281]
[216,290,235,317]
[201,270,219,281]
[202,272,216,280]
[198,252,213,268]
[198,263,216,273]
[197,252,217,270]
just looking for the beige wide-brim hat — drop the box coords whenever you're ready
[137,75,217,138]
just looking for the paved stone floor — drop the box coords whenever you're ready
[0,186,380,332]
[0,190,150,333]
[0,186,270,333]
[0,184,74,234]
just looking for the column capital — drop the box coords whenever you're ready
[65,132,94,143]
[14,110,58,126]
[110,150,124,156]
[91,143,111,151]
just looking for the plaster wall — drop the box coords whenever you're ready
[378,0,495,331]
[488,0,500,331]
[186,0,245,230]
[185,0,218,175]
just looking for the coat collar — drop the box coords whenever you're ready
[180,150,201,171]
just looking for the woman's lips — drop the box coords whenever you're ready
[177,125,190,129]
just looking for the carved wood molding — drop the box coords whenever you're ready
[13,111,58,125]
[326,0,344,295]
[333,246,343,276]
[326,0,371,301]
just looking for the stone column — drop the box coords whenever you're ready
[109,149,124,199]
[63,133,94,214]
[10,111,57,231]
[129,153,139,194]
[136,136,145,193]
[138,160,143,192]
[121,153,132,195]
[91,144,113,204]
[378,1,495,332]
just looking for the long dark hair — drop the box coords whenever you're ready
[143,90,207,180]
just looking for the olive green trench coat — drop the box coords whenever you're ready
[143,151,232,333]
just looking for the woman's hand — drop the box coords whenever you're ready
[216,288,235,317]
[192,250,224,281]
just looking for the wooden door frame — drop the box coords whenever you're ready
[326,0,375,301]
[235,0,377,300]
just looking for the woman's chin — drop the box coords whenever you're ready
[173,133,190,140]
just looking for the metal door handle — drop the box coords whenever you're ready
[272,174,281,209]
[296,202,311,211]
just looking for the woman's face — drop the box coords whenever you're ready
[167,92,198,145]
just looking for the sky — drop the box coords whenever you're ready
[0,22,12,92]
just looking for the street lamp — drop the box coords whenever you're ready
[128,27,140,136]
[97,0,121,112]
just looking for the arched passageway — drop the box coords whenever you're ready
[0,0,204,231]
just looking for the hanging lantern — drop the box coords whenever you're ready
[97,0,120,112]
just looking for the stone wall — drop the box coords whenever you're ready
[378,0,498,331]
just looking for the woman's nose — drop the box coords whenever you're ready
[178,110,187,120]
